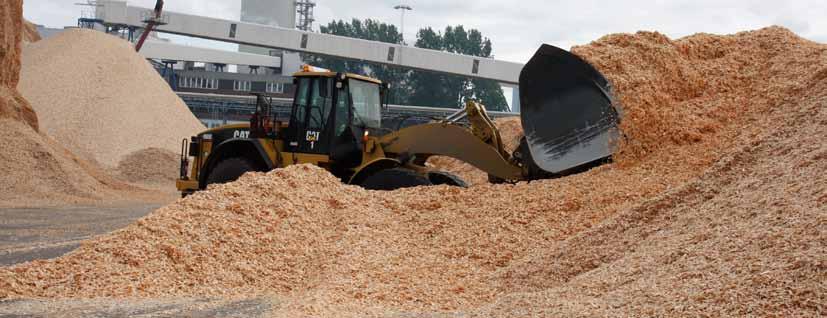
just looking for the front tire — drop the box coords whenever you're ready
[360,168,431,191]
[206,157,259,186]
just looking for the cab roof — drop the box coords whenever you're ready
[293,71,383,85]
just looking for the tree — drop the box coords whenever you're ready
[307,19,410,104]
[408,26,509,111]
[308,20,508,110]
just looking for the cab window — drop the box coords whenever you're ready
[307,78,332,131]
[335,85,350,136]
[292,77,310,126]
[348,79,381,129]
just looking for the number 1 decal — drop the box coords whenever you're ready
[305,131,321,149]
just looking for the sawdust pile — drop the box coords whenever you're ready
[0,8,174,207]
[0,0,116,207]
[0,0,38,130]
[2,27,825,317]
[22,19,40,44]
[19,28,204,167]
[115,147,180,185]
[0,119,138,207]
[476,80,827,317]
[428,116,523,185]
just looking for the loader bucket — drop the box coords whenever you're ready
[519,44,621,175]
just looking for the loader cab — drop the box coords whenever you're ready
[285,71,384,167]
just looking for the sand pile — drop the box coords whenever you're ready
[115,147,179,185]
[1,27,825,316]
[19,29,204,167]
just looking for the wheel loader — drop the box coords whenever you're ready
[176,45,621,196]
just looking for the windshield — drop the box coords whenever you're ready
[348,79,382,129]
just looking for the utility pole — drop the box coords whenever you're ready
[393,4,412,44]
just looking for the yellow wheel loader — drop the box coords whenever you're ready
[176,45,621,195]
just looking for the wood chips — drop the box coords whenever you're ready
[1,26,825,317]
[0,24,188,207]
[18,29,205,167]
[0,0,38,131]
[114,147,180,185]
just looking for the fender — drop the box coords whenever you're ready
[348,158,401,186]
[198,138,275,189]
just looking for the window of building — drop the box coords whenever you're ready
[234,80,251,91]
[266,82,284,93]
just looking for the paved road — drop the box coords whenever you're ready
[0,204,162,266]
[0,297,278,318]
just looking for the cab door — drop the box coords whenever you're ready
[286,77,334,155]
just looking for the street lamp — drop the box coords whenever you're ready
[394,4,412,44]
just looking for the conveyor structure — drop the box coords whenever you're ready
[94,1,524,85]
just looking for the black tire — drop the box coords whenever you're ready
[206,157,259,186]
[360,168,432,191]
[427,171,468,187]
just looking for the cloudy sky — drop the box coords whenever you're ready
[23,0,826,63]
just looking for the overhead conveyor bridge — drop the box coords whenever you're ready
[94,1,524,86]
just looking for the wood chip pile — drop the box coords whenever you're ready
[0,0,38,131]
[0,17,181,207]
[22,19,40,44]
[0,0,119,207]
[115,147,180,185]
[18,29,205,167]
[2,26,825,317]
[0,118,137,207]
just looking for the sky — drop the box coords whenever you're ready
[23,0,827,63]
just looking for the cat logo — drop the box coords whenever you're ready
[306,131,321,149]
[233,130,250,139]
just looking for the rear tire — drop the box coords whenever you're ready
[206,157,259,186]
[360,168,431,191]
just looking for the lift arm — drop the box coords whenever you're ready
[378,100,524,181]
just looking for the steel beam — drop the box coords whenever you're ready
[96,1,523,85]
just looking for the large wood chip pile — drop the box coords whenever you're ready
[0,19,179,207]
[0,0,38,131]
[1,27,825,317]
[18,29,205,167]
[0,0,117,207]
[0,118,137,207]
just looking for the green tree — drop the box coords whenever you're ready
[307,19,410,104]
[408,26,509,111]
[307,20,508,110]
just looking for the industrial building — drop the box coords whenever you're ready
[70,0,518,128]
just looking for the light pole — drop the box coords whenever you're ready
[394,4,412,44]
